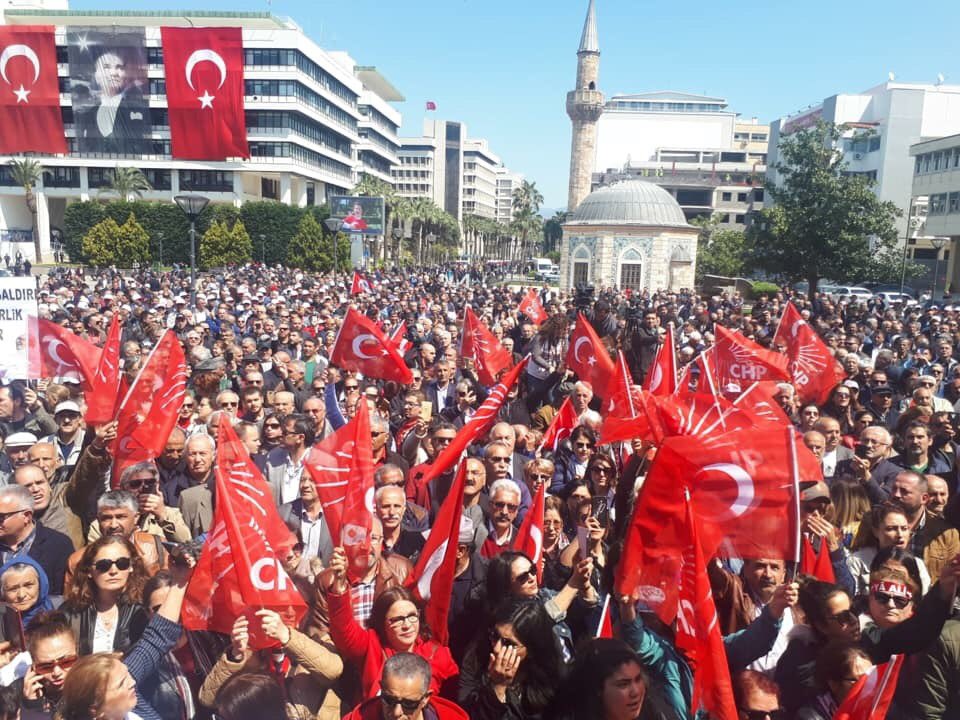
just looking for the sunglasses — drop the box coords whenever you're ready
[512,568,536,584]
[574,442,595,449]
[122,478,157,493]
[381,693,428,714]
[741,711,785,720]
[829,609,858,627]
[264,422,281,429]
[591,466,614,474]
[93,557,132,573]
[489,629,520,649]
[872,592,911,609]
[528,473,552,482]
[0,509,28,523]
[493,501,519,512]
[34,654,78,675]
[345,384,359,390]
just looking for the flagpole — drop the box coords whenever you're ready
[667,324,678,391]
[595,593,611,638]
[112,329,168,421]
[699,351,726,431]
[869,655,900,716]
[788,426,802,581]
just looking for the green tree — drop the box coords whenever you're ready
[64,201,107,261]
[543,210,567,254]
[286,213,328,271]
[511,180,545,261]
[8,159,47,261]
[229,220,253,264]
[692,214,752,282]
[748,121,901,300]
[239,201,305,265]
[200,220,249,269]
[100,167,152,201]
[82,213,150,267]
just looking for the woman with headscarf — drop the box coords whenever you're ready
[0,556,54,650]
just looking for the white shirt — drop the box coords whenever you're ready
[280,454,304,506]
[821,447,839,478]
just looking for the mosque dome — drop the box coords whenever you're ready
[565,180,691,228]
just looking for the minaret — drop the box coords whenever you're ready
[566,0,604,212]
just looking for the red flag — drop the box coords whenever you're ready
[425,101,437,111]
[605,351,639,418]
[774,303,843,405]
[800,535,836,582]
[84,314,122,424]
[712,325,790,394]
[617,427,821,611]
[407,461,466,645]
[566,313,616,398]
[643,325,677,396]
[676,497,738,720]
[111,332,187,485]
[513,482,545,582]
[302,426,356,545]
[387,321,411,357]
[518,288,547,324]
[340,401,375,582]
[161,27,249,160]
[596,595,614,638]
[182,421,306,648]
[730,382,792,428]
[833,655,903,720]
[0,26,66,154]
[27,317,100,387]
[351,271,375,295]
[538,397,579,453]
[461,307,512,387]
[598,392,753,446]
[330,307,413,385]
[416,358,528,488]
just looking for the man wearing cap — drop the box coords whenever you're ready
[0,431,38,485]
[41,400,85,468]
[863,383,897,429]
[0,383,56,440]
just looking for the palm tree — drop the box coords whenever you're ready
[411,197,440,264]
[543,210,568,254]
[391,196,415,264]
[101,166,152,201]
[8,159,47,262]
[512,179,544,217]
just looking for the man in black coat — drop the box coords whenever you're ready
[0,484,73,595]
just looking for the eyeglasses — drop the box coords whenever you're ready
[802,500,830,514]
[93,557,132,573]
[181,403,195,410]
[381,693,428,714]
[493,501,519,512]
[122,478,157,493]
[264,422,281,429]
[574,442,595,449]
[33,654,78,675]
[528,473,552,482]
[872,592,911,609]
[386,612,420,628]
[219,401,239,407]
[488,456,510,464]
[344,384,359,391]
[591,466,614,475]
[829,609,858,627]
[741,711,785,720]
[488,629,520,649]
[834,392,851,399]
[0,509,28,524]
[512,568,536,584]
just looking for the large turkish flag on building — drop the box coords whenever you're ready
[161,27,249,160]
[0,26,66,154]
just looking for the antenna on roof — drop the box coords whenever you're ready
[937,73,946,86]
[888,71,895,82]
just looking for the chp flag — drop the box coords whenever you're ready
[518,288,547,324]
[0,26,67,154]
[161,27,249,160]
[773,302,843,405]
[461,307,513,387]
[183,420,306,648]
[0,278,39,380]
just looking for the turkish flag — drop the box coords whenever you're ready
[161,27,249,160]
[800,535,835,582]
[111,331,187,485]
[712,325,790,395]
[566,313,615,397]
[774,303,843,405]
[340,401,376,582]
[538,397,579,453]
[27,317,100,387]
[643,325,678,396]
[518,288,547,324]
[461,307,512,387]
[351,271,374,295]
[387,320,411,357]
[330,307,413,384]
[605,351,639,418]
[416,358,528,488]
[0,26,66,154]
[834,655,903,720]
[617,427,820,607]
[675,499,738,720]
[84,314,122,424]
[513,482,545,582]
[182,420,306,649]
[407,461,466,645]
[596,595,614,638]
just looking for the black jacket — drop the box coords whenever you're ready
[27,524,74,596]
[62,601,148,656]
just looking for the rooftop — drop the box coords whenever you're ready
[565,180,692,228]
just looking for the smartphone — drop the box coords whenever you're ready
[855,443,870,459]
[592,496,610,526]
[420,401,433,422]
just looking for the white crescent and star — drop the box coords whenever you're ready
[573,336,597,366]
[790,319,805,339]
[695,463,755,518]
[649,363,663,391]
[352,334,378,360]
[0,44,41,104]
[184,48,227,109]
[43,338,77,373]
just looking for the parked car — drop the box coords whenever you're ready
[830,285,874,301]
[874,290,917,306]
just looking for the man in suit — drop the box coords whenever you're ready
[423,359,456,417]
[164,433,215,506]
[279,473,333,565]
[815,417,854,480]
[264,412,314,508]
[0,484,73,595]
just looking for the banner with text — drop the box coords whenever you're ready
[0,278,37,380]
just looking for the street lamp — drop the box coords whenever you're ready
[931,236,949,301]
[391,227,402,267]
[174,194,209,308]
[156,231,163,268]
[258,234,266,265]
[323,217,341,274]
[425,232,435,265]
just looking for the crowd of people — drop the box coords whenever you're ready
[1,262,960,719]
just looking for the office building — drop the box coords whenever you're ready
[910,134,960,294]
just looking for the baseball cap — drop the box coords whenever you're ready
[4,432,38,448]
[54,401,81,415]
[800,481,830,502]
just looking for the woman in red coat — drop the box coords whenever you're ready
[325,546,459,700]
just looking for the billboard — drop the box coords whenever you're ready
[67,27,151,155]
[0,277,37,381]
[330,196,385,236]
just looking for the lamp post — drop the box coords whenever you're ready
[931,236,949,301]
[425,232,435,265]
[174,194,209,308]
[391,227,402,267]
[156,231,163,268]
[323,217,341,275]
[258,234,266,265]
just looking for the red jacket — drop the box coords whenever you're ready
[342,695,469,720]
[328,588,459,700]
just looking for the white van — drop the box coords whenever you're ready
[533,258,557,279]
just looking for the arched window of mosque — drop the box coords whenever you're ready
[621,248,642,263]
[588,81,596,90]
[573,246,590,260]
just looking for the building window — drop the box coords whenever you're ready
[930,194,947,214]
[737,192,747,202]
[44,167,80,188]
[180,170,233,193]
[620,262,643,291]
[949,192,960,214]
[573,261,589,286]
[143,169,171,191]
[721,192,732,202]
[87,167,115,189]
[735,214,745,224]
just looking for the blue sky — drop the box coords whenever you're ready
[74,0,960,210]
